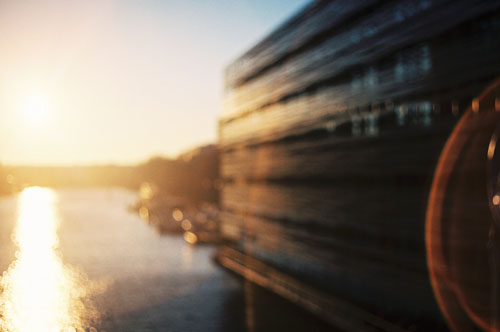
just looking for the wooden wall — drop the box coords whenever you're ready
[219,0,500,329]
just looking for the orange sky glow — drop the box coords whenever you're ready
[0,0,308,166]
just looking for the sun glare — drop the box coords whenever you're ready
[0,187,99,332]
[22,94,49,124]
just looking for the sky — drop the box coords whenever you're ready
[0,0,310,166]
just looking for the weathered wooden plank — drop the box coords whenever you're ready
[217,246,411,332]
[218,0,500,329]
[224,0,377,91]
[220,19,500,148]
[221,120,453,181]
[218,216,440,324]
[222,0,500,120]
[222,179,426,239]
[218,201,426,271]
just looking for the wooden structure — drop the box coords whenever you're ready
[218,1,500,330]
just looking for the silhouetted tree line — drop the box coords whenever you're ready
[136,145,220,204]
[0,164,9,196]
[0,145,220,205]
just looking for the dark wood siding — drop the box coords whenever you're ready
[219,0,500,329]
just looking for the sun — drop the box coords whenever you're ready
[23,93,49,123]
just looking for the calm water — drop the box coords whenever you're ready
[0,187,332,332]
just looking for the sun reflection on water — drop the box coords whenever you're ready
[0,187,99,332]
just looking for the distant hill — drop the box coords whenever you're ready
[0,144,220,205]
